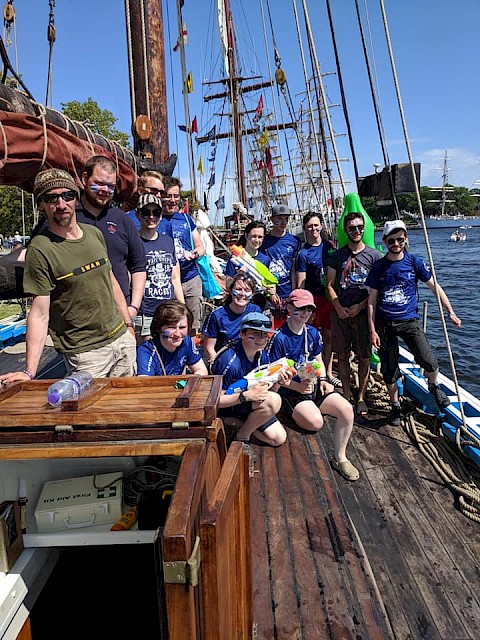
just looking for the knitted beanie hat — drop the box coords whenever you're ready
[33,169,80,201]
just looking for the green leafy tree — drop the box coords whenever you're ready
[61,98,131,149]
[0,186,35,236]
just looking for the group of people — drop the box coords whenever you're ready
[0,160,461,483]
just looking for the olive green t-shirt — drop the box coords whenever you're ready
[23,224,126,354]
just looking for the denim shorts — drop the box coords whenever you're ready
[376,318,438,384]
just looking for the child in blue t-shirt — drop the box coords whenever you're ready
[267,289,359,481]
[213,312,292,450]
[137,300,208,376]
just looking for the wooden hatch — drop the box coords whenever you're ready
[0,375,223,448]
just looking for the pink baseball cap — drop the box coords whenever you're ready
[287,289,316,308]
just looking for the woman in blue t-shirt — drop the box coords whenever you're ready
[201,272,261,364]
[137,300,208,376]
[267,289,359,481]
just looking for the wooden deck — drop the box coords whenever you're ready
[250,418,480,639]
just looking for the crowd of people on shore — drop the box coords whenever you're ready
[0,158,462,482]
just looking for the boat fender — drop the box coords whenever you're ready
[336,192,376,249]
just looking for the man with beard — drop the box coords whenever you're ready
[78,156,146,321]
[367,220,461,425]
[326,212,382,417]
[0,169,136,386]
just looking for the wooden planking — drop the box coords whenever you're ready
[324,418,480,640]
[251,428,392,639]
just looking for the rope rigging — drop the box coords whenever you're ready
[377,0,471,445]
[45,0,56,107]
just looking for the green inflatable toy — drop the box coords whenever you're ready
[336,193,376,249]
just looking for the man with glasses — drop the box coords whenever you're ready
[161,176,206,334]
[78,156,146,321]
[326,212,382,417]
[367,220,461,425]
[134,193,184,343]
[0,169,136,386]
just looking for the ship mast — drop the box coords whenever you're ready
[427,150,455,216]
[124,0,170,166]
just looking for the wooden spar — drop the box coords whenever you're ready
[224,0,247,207]
[125,0,170,167]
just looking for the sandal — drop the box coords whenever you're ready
[332,458,360,481]
[356,399,368,417]
[328,376,342,388]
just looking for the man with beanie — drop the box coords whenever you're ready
[0,169,137,386]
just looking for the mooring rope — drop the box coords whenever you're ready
[346,357,480,523]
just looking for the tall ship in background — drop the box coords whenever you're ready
[425,150,480,228]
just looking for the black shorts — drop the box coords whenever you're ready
[218,403,275,432]
[376,318,438,384]
[278,388,339,425]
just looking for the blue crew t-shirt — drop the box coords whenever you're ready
[296,242,333,297]
[366,253,431,321]
[224,250,271,278]
[137,335,202,375]
[212,341,270,391]
[139,234,177,317]
[201,302,261,352]
[163,212,199,283]
[261,233,301,299]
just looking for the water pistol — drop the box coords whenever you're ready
[229,245,279,290]
[295,360,323,382]
[225,357,296,395]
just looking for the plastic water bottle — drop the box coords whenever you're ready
[47,372,94,407]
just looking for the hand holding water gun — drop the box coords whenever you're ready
[225,357,296,395]
[230,245,278,291]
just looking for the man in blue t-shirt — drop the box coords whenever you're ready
[261,204,301,328]
[161,177,206,333]
[367,220,461,424]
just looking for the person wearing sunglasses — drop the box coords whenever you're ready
[367,220,461,425]
[267,289,359,481]
[0,169,137,387]
[212,312,290,454]
[126,171,173,238]
[326,212,382,417]
[201,272,261,365]
[161,176,206,335]
[134,194,184,344]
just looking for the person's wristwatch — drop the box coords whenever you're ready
[239,390,247,404]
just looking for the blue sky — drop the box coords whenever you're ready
[7,0,480,196]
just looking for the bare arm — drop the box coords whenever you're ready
[172,261,185,303]
[367,288,380,348]
[425,278,461,326]
[110,272,135,335]
[0,295,50,384]
[191,228,206,258]
[326,266,349,319]
[129,271,146,314]
[189,359,208,375]
[203,336,217,363]
[296,271,306,289]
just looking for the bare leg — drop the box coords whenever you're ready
[321,328,333,379]
[320,394,354,463]
[236,392,281,442]
[254,420,287,446]
[337,352,351,399]
[357,357,370,402]
[291,400,324,431]
[386,381,399,404]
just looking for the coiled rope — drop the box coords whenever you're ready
[347,357,480,523]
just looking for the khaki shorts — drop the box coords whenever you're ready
[64,330,137,378]
[182,274,203,331]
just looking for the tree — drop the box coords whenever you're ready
[61,98,131,149]
[0,186,35,236]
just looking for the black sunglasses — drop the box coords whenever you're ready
[144,187,167,198]
[347,225,364,233]
[297,306,315,313]
[42,190,77,204]
[139,208,162,219]
[386,236,406,246]
[242,320,272,330]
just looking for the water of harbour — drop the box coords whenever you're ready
[374,227,480,399]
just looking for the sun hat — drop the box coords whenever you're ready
[287,289,316,308]
[383,219,407,237]
[240,312,272,331]
[137,193,163,210]
[33,169,80,201]
[271,203,291,217]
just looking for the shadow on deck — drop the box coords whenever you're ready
[250,418,480,639]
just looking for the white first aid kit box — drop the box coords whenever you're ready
[34,472,123,533]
